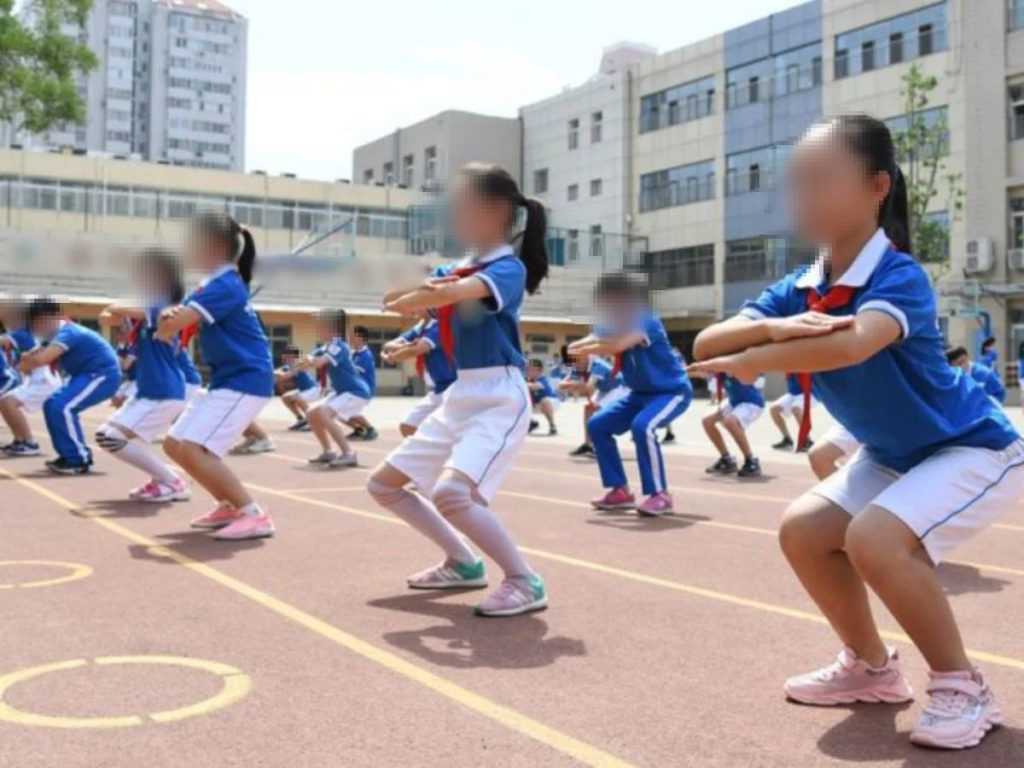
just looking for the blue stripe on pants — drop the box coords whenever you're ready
[588,388,692,495]
[44,373,120,464]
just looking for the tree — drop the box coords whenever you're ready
[890,63,964,283]
[0,0,97,144]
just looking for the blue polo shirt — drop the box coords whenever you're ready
[529,374,557,405]
[401,320,456,395]
[432,245,526,371]
[176,348,202,386]
[723,374,765,407]
[133,308,185,400]
[981,348,997,370]
[970,362,1006,404]
[588,357,625,394]
[117,344,137,381]
[323,337,371,399]
[785,373,803,396]
[352,345,376,398]
[741,228,1017,472]
[183,266,274,397]
[5,327,38,356]
[51,322,120,380]
[598,311,690,395]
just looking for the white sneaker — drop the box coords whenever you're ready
[328,452,358,468]
[242,438,276,454]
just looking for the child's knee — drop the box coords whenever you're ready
[432,477,474,518]
[95,424,127,453]
[629,418,649,442]
[366,475,404,505]
[844,510,911,577]
[42,397,61,420]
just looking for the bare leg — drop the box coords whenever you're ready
[0,398,33,441]
[582,402,596,446]
[245,422,269,441]
[324,416,352,454]
[539,399,556,430]
[177,441,254,509]
[702,411,728,456]
[769,404,790,440]
[282,396,303,419]
[721,414,753,459]
[399,423,416,437]
[308,405,334,453]
[809,442,845,480]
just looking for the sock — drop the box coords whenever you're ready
[119,438,179,484]
[433,478,533,579]
[367,479,476,564]
[238,502,263,517]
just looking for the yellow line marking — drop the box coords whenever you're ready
[241,480,1024,673]
[0,468,636,768]
[0,560,93,590]
[0,655,250,729]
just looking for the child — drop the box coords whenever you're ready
[382,317,456,437]
[16,300,121,474]
[526,359,558,436]
[0,308,61,456]
[277,344,320,430]
[570,273,693,517]
[701,373,764,477]
[769,373,812,451]
[157,212,276,541]
[979,336,997,371]
[689,114,1019,750]
[808,421,861,480]
[229,422,276,454]
[0,322,17,403]
[559,353,629,457]
[344,325,379,441]
[367,162,548,617]
[661,346,684,444]
[111,331,138,408]
[303,309,368,468]
[96,248,190,501]
[946,346,1006,405]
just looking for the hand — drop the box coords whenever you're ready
[687,353,758,384]
[159,305,185,322]
[765,312,853,342]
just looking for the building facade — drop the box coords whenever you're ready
[9,0,247,172]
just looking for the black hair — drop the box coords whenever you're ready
[283,344,301,356]
[140,247,185,304]
[460,163,548,294]
[945,346,969,364]
[26,297,61,322]
[593,271,648,301]
[528,358,544,370]
[352,325,370,341]
[829,114,911,254]
[560,343,570,366]
[982,336,996,351]
[193,211,256,285]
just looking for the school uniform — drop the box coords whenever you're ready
[400,320,456,429]
[822,420,861,458]
[980,348,998,371]
[43,322,121,465]
[0,343,18,398]
[773,373,813,415]
[318,338,372,419]
[106,308,186,441]
[741,228,1023,564]
[168,265,274,458]
[1,327,61,411]
[352,345,376,397]
[588,356,629,408]
[385,244,531,503]
[176,346,203,400]
[280,364,320,404]
[530,374,560,410]
[588,312,693,495]
[721,374,765,429]
[968,362,1006,405]
[114,343,139,402]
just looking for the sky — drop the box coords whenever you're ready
[232,0,804,180]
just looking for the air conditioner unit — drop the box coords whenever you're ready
[964,238,994,274]
[1009,248,1024,272]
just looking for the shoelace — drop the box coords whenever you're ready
[925,688,976,717]
[815,653,857,682]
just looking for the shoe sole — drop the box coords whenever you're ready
[407,578,489,590]
[592,502,636,511]
[909,710,1002,750]
[213,529,275,541]
[785,687,915,706]
[190,519,240,529]
[141,493,192,504]
[475,596,548,617]
[637,507,674,517]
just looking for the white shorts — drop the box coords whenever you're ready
[772,392,803,414]
[822,423,861,457]
[813,439,1024,564]
[107,397,185,442]
[115,380,138,402]
[532,395,560,411]
[167,388,270,458]
[592,384,630,408]
[1,372,61,412]
[185,383,203,402]
[721,402,763,430]
[402,392,444,429]
[319,391,369,420]
[284,386,320,406]
[386,366,530,503]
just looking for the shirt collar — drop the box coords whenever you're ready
[200,263,238,287]
[795,228,890,290]
[464,244,514,267]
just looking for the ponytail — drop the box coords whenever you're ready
[460,162,549,295]
[881,165,911,254]
[193,211,256,285]
[237,228,256,286]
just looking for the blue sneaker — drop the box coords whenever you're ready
[4,440,41,457]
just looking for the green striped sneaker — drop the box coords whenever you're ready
[407,558,487,590]
[475,574,548,617]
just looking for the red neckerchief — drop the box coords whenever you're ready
[797,285,857,446]
[438,264,485,360]
[715,373,724,402]
[178,283,203,353]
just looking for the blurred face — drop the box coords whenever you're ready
[595,292,642,335]
[450,180,509,251]
[570,351,588,371]
[527,363,542,380]
[134,257,172,303]
[349,331,366,348]
[315,315,335,340]
[283,352,297,366]
[31,313,61,339]
[186,229,225,273]
[951,354,970,373]
[788,122,891,247]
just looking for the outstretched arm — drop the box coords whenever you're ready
[382,339,430,364]
[692,313,855,361]
[568,332,647,357]
[155,305,201,342]
[19,344,63,373]
[385,276,490,314]
[99,304,146,325]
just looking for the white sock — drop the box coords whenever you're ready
[433,479,533,578]
[116,437,179,485]
[367,479,476,564]
[238,502,263,517]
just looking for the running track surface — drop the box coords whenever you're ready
[2,401,1023,768]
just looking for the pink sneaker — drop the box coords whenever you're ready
[638,492,674,517]
[214,512,275,540]
[591,487,636,511]
[137,478,191,503]
[129,480,159,500]
[910,670,1002,749]
[475,575,547,617]
[190,503,241,529]
[784,647,914,705]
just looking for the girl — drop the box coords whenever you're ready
[689,115,1020,750]
[526,358,558,436]
[277,344,319,430]
[157,212,276,541]
[0,308,61,457]
[97,248,191,502]
[558,353,629,458]
[769,373,810,451]
[366,163,548,618]
[701,372,764,478]
[381,317,456,438]
[570,273,693,517]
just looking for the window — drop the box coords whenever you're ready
[748,76,760,104]
[402,154,414,187]
[1011,199,1024,249]
[639,75,715,132]
[646,244,715,289]
[265,325,292,366]
[726,59,770,108]
[1012,0,1024,31]
[885,106,949,160]
[725,238,770,282]
[726,145,788,195]
[590,178,602,197]
[567,229,579,262]
[568,119,579,150]
[534,168,549,194]
[567,184,579,202]
[834,3,947,79]
[1011,84,1024,140]
[591,111,603,143]
[590,225,603,261]
[363,169,374,184]
[749,164,761,192]
[424,147,437,182]
[382,162,394,186]
[639,159,716,212]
